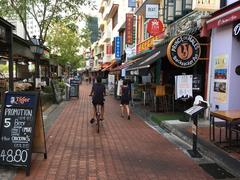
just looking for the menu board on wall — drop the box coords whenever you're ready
[213,55,228,103]
[0,92,47,176]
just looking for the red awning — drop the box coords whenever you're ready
[102,60,117,71]
[206,1,240,30]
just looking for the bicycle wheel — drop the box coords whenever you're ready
[96,113,100,133]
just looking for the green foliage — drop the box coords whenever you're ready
[47,19,89,69]
[0,64,8,75]
[0,0,95,43]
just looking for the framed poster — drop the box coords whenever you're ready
[213,55,228,103]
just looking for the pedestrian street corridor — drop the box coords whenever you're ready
[14,83,213,180]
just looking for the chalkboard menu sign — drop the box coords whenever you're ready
[51,80,62,103]
[0,91,47,176]
[69,79,79,98]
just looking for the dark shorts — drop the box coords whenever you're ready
[121,99,129,105]
[92,101,104,106]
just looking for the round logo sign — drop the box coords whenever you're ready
[147,19,164,36]
[167,34,201,68]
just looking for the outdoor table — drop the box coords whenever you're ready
[210,109,240,146]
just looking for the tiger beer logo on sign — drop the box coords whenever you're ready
[167,34,201,68]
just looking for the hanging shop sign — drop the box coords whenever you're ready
[207,8,240,30]
[146,4,159,19]
[167,34,201,68]
[126,13,134,45]
[114,36,122,60]
[233,21,240,39]
[128,0,136,8]
[192,0,220,11]
[137,36,160,53]
[106,44,112,55]
[147,19,164,36]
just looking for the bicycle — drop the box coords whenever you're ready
[89,94,105,133]
[95,104,102,133]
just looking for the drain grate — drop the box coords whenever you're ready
[199,163,235,179]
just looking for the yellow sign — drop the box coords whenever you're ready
[137,36,160,53]
[192,0,220,11]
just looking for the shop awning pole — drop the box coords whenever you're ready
[8,26,14,91]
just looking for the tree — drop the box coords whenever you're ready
[47,19,90,69]
[0,0,95,44]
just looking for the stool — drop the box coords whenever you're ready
[214,120,226,144]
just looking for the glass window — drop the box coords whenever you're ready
[144,19,150,40]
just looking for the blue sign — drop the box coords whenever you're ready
[114,36,122,61]
[128,0,136,8]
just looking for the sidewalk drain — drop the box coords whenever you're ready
[199,163,235,179]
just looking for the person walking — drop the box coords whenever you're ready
[120,79,131,120]
[90,76,106,123]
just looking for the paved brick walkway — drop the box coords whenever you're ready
[14,84,213,180]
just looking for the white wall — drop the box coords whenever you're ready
[227,0,238,5]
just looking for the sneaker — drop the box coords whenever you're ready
[90,118,95,124]
[128,115,130,120]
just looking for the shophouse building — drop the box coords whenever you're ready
[98,0,134,70]
[125,0,226,112]
[206,0,240,111]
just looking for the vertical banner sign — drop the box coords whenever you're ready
[114,36,122,61]
[106,44,112,55]
[128,0,136,8]
[108,74,115,95]
[146,4,159,19]
[126,13,134,45]
[0,92,47,176]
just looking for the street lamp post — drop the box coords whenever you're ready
[30,36,44,89]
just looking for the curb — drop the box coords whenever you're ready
[159,121,240,177]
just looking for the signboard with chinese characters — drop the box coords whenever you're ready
[114,36,122,60]
[167,34,201,68]
[137,36,161,53]
[126,13,134,45]
[146,4,159,19]
[106,44,112,55]
[147,19,164,36]
[192,0,220,11]
[0,92,47,176]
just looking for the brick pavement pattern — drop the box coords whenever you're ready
[14,84,213,180]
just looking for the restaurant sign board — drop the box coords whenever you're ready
[233,21,240,39]
[192,0,220,11]
[146,4,159,19]
[167,34,201,68]
[207,8,240,30]
[147,19,164,36]
[125,13,134,45]
[114,36,122,61]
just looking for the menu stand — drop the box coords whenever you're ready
[184,102,207,158]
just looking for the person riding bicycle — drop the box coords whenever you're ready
[90,76,106,124]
